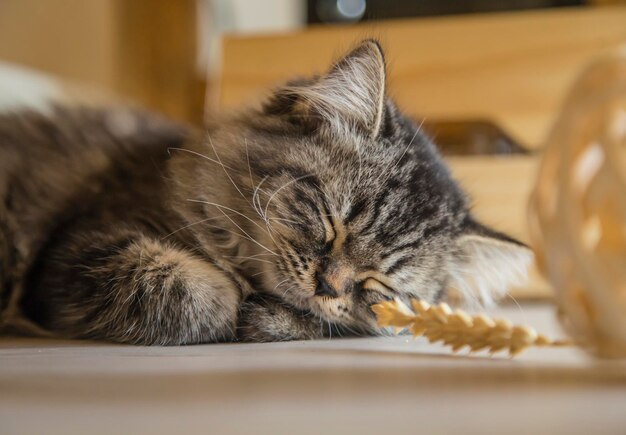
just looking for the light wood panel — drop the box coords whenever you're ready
[219,6,626,148]
[115,0,204,123]
[0,0,118,89]
[0,0,202,123]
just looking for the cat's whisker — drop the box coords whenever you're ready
[281,284,297,299]
[268,217,301,226]
[507,292,527,325]
[211,135,282,236]
[207,135,278,241]
[263,174,314,224]
[202,202,278,256]
[273,278,290,291]
[197,221,277,256]
[188,197,281,252]
[243,252,276,258]
[206,135,251,206]
[263,200,295,231]
[167,147,228,169]
[169,143,279,246]
[223,255,275,265]
[378,119,423,186]
[187,199,270,236]
[252,176,281,236]
[243,138,275,229]
[252,175,270,222]
[244,138,256,197]
[161,215,225,240]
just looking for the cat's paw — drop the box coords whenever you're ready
[237,294,324,342]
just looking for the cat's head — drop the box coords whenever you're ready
[211,40,531,328]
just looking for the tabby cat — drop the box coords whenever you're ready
[0,40,530,344]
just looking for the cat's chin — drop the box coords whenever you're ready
[308,296,356,324]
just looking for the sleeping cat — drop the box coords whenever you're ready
[0,40,531,344]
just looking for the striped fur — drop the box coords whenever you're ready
[0,40,531,344]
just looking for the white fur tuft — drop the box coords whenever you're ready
[0,62,64,114]
[447,235,533,308]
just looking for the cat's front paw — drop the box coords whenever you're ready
[237,294,324,342]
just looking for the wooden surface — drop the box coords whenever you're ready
[2,304,625,435]
[219,6,626,149]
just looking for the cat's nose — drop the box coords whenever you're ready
[314,263,354,298]
[315,274,339,298]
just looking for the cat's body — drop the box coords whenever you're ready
[0,41,531,344]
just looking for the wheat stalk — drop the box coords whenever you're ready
[372,299,572,356]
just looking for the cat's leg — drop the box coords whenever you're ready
[237,294,326,342]
[36,232,241,345]
[237,293,364,342]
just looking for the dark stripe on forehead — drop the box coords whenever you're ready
[385,177,401,190]
[287,204,309,225]
[344,197,367,225]
[384,255,414,275]
[380,239,422,260]
[251,161,320,186]
[420,218,451,240]
[375,219,414,245]
[378,215,452,259]
[294,189,321,217]
[281,166,322,190]
[285,208,310,233]
[363,190,388,230]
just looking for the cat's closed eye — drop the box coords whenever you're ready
[359,278,396,302]
[361,277,398,296]
[320,213,336,244]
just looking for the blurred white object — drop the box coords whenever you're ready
[197,0,306,75]
[0,62,61,114]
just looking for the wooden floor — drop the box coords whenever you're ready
[2,304,626,435]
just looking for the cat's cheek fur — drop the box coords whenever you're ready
[447,235,533,307]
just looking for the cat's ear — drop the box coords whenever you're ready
[267,39,387,138]
[447,218,533,307]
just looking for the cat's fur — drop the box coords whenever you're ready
[0,41,531,344]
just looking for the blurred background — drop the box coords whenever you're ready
[0,0,623,124]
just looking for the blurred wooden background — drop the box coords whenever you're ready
[0,0,203,123]
[218,6,626,149]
